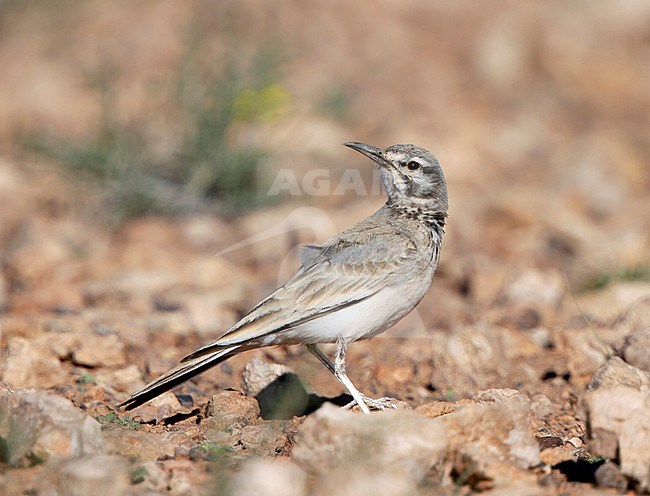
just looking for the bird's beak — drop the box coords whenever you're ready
[344,142,390,168]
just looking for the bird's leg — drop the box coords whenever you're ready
[306,341,370,413]
[331,337,371,415]
[306,340,397,414]
[337,338,400,413]
[306,344,335,375]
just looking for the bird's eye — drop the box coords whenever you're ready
[406,160,420,171]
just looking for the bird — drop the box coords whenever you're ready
[119,142,448,414]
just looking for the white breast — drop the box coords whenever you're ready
[277,276,431,345]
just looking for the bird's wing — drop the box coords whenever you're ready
[182,223,418,361]
[299,244,323,266]
[119,345,240,410]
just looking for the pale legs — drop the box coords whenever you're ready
[306,337,397,415]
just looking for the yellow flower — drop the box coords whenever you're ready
[232,84,290,122]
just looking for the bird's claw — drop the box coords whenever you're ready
[342,394,398,412]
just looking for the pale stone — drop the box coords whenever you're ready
[293,404,448,484]
[54,455,130,496]
[588,356,650,392]
[473,388,529,404]
[1,337,68,389]
[96,364,145,394]
[103,428,192,462]
[585,386,650,491]
[230,458,307,496]
[242,356,295,397]
[72,333,126,367]
[0,390,103,465]
[505,269,564,307]
[439,401,541,486]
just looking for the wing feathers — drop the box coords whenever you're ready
[119,346,239,411]
[182,226,418,361]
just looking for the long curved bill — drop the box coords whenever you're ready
[344,142,390,169]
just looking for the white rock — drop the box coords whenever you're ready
[440,401,541,485]
[230,458,307,496]
[623,327,650,372]
[588,356,650,392]
[473,388,529,404]
[505,269,564,306]
[585,386,650,491]
[242,356,295,397]
[309,469,419,496]
[54,455,130,496]
[620,299,650,371]
[96,364,145,394]
[72,333,127,367]
[1,336,68,389]
[560,328,623,381]
[577,282,650,323]
[0,390,103,465]
[293,404,448,484]
[294,400,541,491]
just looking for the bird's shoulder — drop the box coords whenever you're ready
[300,207,431,268]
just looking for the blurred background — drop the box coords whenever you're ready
[1,1,650,493]
[1,0,649,367]
[1,0,648,314]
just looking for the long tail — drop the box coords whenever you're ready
[118,345,239,411]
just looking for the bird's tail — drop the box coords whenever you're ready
[118,345,239,411]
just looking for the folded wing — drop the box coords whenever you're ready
[182,222,417,361]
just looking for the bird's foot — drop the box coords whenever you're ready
[342,394,398,412]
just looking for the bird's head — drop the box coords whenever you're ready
[344,141,448,216]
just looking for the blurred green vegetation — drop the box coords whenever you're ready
[195,441,235,461]
[581,264,650,292]
[95,411,142,431]
[129,466,148,485]
[23,19,289,223]
[317,86,354,122]
[0,414,40,467]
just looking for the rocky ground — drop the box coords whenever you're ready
[1,1,650,496]
[1,158,648,496]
